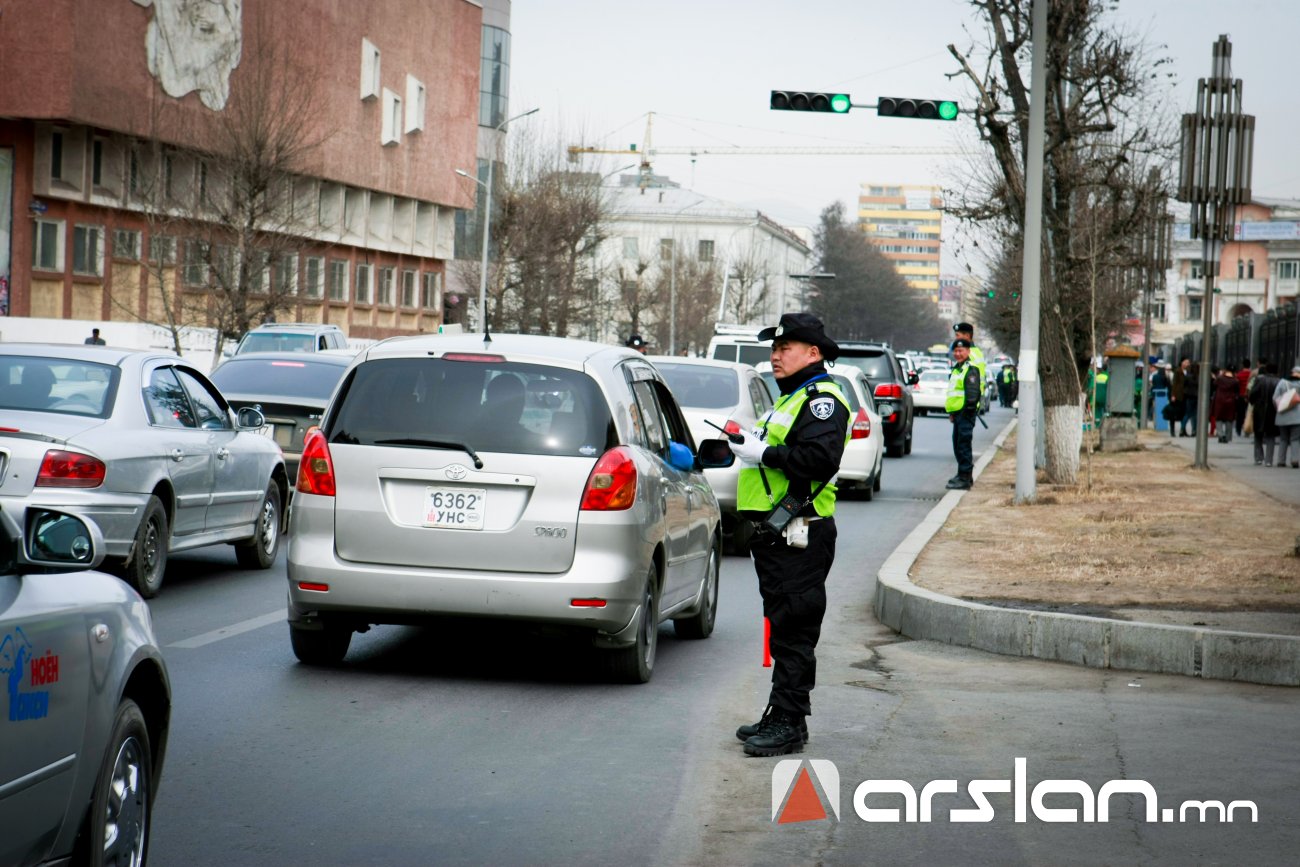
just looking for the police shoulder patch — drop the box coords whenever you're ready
[809,396,835,420]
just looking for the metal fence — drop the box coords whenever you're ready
[1258,302,1298,370]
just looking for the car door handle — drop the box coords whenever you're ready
[216,448,230,461]
[170,448,185,462]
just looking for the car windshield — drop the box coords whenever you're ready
[655,363,740,410]
[837,353,892,381]
[212,359,346,401]
[238,333,316,353]
[327,357,617,458]
[0,356,120,417]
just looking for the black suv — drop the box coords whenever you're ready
[834,342,916,457]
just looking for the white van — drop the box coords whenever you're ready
[706,324,770,367]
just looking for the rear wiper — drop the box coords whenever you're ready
[373,438,483,469]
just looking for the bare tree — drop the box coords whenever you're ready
[644,254,720,355]
[719,242,772,326]
[946,0,1176,482]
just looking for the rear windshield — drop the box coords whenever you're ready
[655,363,740,410]
[0,356,120,418]
[211,358,346,401]
[921,370,949,383]
[711,343,770,367]
[837,352,893,382]
[830,375,862,411]
[238,333,316,354]
[327,358,616,458]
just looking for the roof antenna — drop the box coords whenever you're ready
[483,313,492,345]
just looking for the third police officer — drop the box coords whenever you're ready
[727,312,850,757]
[946,337,982,490]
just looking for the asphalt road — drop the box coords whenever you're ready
[145,407,1300,865]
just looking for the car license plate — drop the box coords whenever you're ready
[423,486,486,530]
[878,402,896,416]
[253,425,275,440]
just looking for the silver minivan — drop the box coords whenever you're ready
[285,334,735,682]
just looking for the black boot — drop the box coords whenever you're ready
[946,476,972,490]
[736,706,809,744]
[743,708,806,757]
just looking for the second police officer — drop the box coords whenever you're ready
[946,337,983,490]
[726,313,850,757]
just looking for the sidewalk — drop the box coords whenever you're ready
[873,418,1300,686]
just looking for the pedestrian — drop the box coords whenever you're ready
[1089,363,1110,426]
[1273,367,1300,468]
[1151,362,1170,429]
[1248,361,1281,466]
[1213,366,1239,443]
[998,364,1017,408]
[946,337,983,490]
[84,327,106,345]
[1235,358,1252,435]
[1177,359,1199,437]
[729,312,850,757]
[1170,359,1189,437]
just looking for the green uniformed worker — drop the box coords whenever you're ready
[946,338,982,490]
[728,312,851,757]
[953,323,986,412]
[998,363,1017,407]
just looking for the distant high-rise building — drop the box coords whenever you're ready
[858,183,943,298]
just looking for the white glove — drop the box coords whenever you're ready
[728,429,768,465]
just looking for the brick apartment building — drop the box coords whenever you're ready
[0,0,483,341]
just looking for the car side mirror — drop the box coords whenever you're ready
[14,508,105,572]
[695,438,735,469]
[237,406,266,430]
[667,440,695,472]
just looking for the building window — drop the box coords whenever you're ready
[72,225,104,276]
[50,130,64,182]
[622,237,638,260]
[355,263,373,304]
[1189,260,1204,279]
[479,25,511,127]
[92,138,105,187]
[401,269,417,307]
[162,152,175,200]
[182,239,210,286]
[377,266,395,306]
[405,75,426,133]
[113,228,141,260]
[1278,261,1300,280]
[360,38,380,100]
[1188,297,1203,321]
[150,234,177,265]
[1236,259,1244,279]
[659,238,673,261]
[304,256,324,299]
[1153,301,1167,320]
[698,240,714,262]
[32,219,64,271]
[198,160,209,204]
[1247,259,1255,279]
[381,89,402,146]
[273,254,297,295]
[421,271,441,309]
[328,259,349,301]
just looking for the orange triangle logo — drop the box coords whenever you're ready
[778,768,828,824]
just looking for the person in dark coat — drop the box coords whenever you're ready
[1213,366,1240,443]
[1248,361,1281,465]
[1170,359,1190,437]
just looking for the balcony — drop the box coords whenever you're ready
[1183,278,1267,297]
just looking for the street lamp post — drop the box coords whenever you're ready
[1176,35,1255,468]
[455,107,539,335]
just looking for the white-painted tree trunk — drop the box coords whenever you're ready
[1044,403,1083,484]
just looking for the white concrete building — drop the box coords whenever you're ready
[594,183,812,351]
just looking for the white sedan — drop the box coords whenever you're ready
[912,368,951,415]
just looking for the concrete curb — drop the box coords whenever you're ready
[872,418,1300,687]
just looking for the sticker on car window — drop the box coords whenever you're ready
[579,445,597,456]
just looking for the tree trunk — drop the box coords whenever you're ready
[1043,402,1083,484]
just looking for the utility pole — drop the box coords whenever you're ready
[1014,0,1048,504]
[1176,35,1255,469]
[1138,172,1171,431]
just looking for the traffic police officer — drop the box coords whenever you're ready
[727,312,850,757]
[947,338,982,490]
[954,322,987,411]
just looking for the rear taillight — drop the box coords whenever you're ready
[851,408,871,440]
[580,447,637,511]
[874,383,904,400]
[297,428,336,496]
[36,450,105,488]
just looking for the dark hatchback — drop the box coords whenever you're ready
[210,351,353,479]
[834,341,916,457]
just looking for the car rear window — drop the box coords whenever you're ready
[326,358,616,458]
[655,363,740,410]
[238,333,316,354]
[837,352,893,382]
[0,356,120,418]
[830,375,862,412]
[921,370,949,382]
[211,359,346,401]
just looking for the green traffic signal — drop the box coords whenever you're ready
[878,96,960,121]
[987,290,996,298]
[771,90,852,114]
[830,93,851,113]
[938,100,959,120]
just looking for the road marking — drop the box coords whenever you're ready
[169,609,286,649]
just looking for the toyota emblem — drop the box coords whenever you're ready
[445,464,468,480]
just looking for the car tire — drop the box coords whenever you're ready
[78,698,153,867]
[916,408,926,417]
[873,459,883,492]
[604,566,659,683]
[235,483,281,570]
[885,437,904,458]
[904,425,913,455]
[289,621,352,665]
[675,545,719,640]
[120,496,168,598]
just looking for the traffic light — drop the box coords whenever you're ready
[877,97,959,121]
[986,289,996,298]
[771,90,852,113]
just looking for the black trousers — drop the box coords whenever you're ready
[751,517,837,717]
[951,412,975,477]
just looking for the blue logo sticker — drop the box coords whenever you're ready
[2,629,56,722]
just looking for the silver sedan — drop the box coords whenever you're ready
[0,344,288,597]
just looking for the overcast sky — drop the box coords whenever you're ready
[510,0,1299,276]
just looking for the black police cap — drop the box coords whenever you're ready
[952,338,973,349]
[625,333,647,349]
[757,312,840,361]
[953,322,974,334]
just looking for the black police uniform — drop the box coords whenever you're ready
[948,345,982,488]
